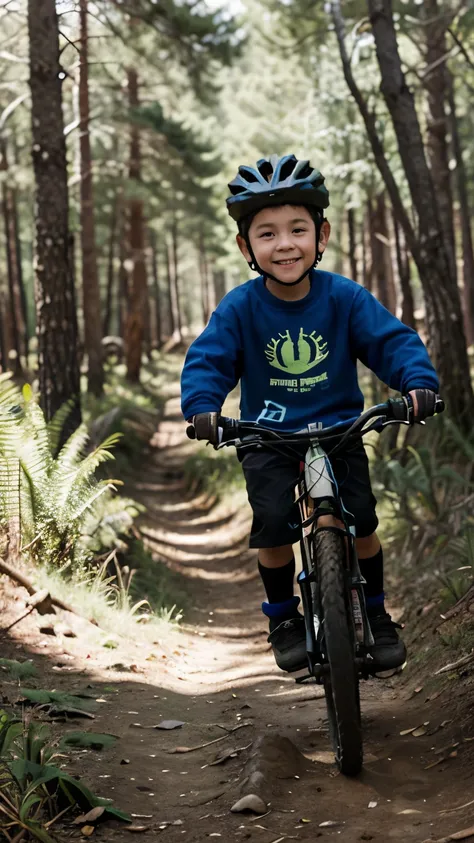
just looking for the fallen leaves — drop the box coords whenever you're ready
[400,721,429,737]
[209,743,251,766]
[74,807,105,825]
[421,825,474,843]
[131,719,185,730]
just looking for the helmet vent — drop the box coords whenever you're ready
[279,158,297,181]
[257,160,274,182]
[238,166,258,183]
[297,162,313,180]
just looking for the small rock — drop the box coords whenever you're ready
[231,794,267,815]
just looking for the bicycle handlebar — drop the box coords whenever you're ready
[186,395,445,452]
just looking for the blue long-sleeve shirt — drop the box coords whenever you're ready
[181,269,439,432]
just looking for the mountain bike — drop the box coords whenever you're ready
[186,396,444,776]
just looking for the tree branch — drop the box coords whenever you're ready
[448,26,474,71]
[329,0,417,259]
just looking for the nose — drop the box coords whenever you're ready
[275,233,295,251]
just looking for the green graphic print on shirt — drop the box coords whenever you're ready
[265,327,329,393]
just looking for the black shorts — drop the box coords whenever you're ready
[239,443,378,548]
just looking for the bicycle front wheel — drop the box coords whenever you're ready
[314,528,362,776]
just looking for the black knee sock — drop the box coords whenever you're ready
[258,557,295,604]
[359,547,385,617]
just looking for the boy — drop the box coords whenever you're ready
[181,154,440,673]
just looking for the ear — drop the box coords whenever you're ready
[237,233,252,263]
[318,219,331,254]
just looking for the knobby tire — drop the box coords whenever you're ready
[314,528,363,776]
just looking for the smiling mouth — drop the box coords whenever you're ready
[273,257,301,266]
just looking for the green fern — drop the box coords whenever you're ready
[0,379,136,570]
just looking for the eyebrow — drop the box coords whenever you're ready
[255,218,309,231]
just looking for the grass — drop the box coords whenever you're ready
[32,536,186,639]
[183,443,245,500]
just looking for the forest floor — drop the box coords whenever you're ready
[2,384,474,843]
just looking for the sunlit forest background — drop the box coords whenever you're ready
[3,0,474,420]
[2,0,474,593]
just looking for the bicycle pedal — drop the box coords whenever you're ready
[295,673,318,684]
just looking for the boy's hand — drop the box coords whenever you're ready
[192,412,221,445]
[408,389,439,421]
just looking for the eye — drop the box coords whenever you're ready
[293,227,307,234]
[259,231,274,238]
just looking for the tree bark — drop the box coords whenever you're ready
[27,0,81,432]
[347,207,358,283]
[0,292,11,372]
[372,192,397,314]
[213,270,226,305]
[393,212,415,329]
[332,0,474,426]
[169,215,182,340]
[0,139,27,372]
[103,190,119,337]
[149,229,162,348]
[199,232,209,325]
[124,68,148,382]
[447,72,474,347]
[164,236,175,339]
[423,0,456,283]
[79,0,103,395]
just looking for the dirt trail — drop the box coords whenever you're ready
[3,392,474,843]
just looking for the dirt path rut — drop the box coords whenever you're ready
[3,392,474,843]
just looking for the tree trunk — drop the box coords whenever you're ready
[0,139,27,372]
[332,0,473,426]
[448,72,474,347]
[103,190,119,337]
[199,233,209,325]
[393,212,415,329]
[79,0,103,395]
[213,270,226,305]
[117,206,129,339]
[423,0,456,283]
[347,207,358,283]
[124,68,148,382]
[27,0,81,432]
[169,215,182,340]
[0,294,6,372]
[149,229,162,348]
[165,237,175,339]
[372,192,397,314]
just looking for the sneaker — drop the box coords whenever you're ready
[267,616,307,672]
[368,612,407,671]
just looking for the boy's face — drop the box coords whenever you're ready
[237,204,330,283]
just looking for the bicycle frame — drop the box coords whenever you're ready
[295,439,374,680]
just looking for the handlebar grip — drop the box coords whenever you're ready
[435,397,445,415]
[186,424,196,440]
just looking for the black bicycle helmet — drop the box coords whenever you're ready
[226,154,329,223]
[226,154,329,286]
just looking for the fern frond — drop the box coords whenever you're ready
[23,397,53,467]
[47,399,76,455]
[0,373,22,409]
[54,424,90,477]
[63,434,121,496]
